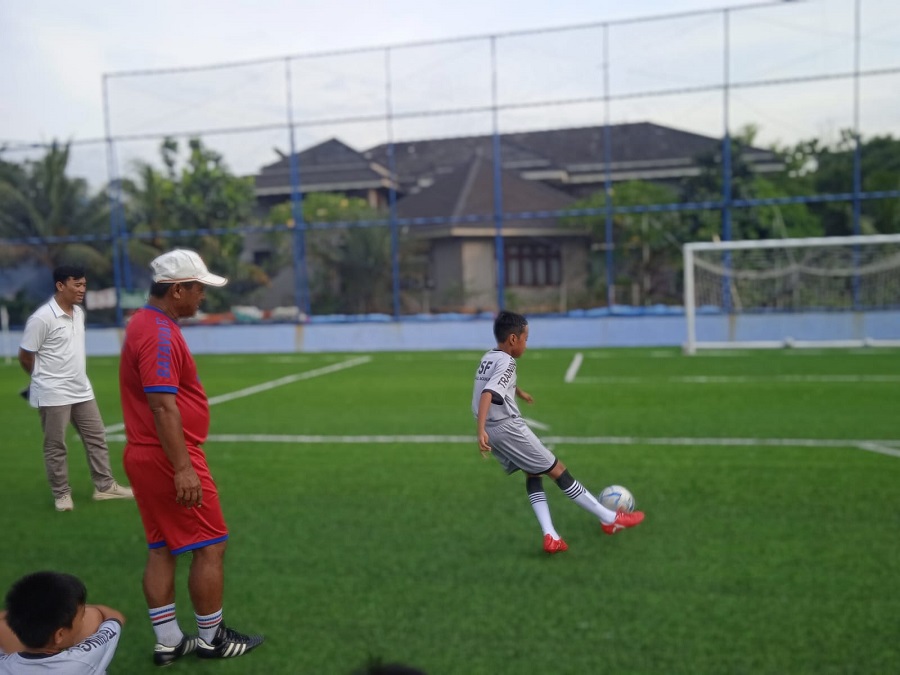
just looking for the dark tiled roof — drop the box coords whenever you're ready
[255,138,391,195]
[253,122,781,197]
[366,122,778,187]
[397,152,574,217]
[396,151,581,236]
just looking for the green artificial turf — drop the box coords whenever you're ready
[2,347,898,674]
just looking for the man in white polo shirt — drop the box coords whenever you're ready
[18,265,133,511]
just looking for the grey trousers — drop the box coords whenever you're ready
[39,399,115,498]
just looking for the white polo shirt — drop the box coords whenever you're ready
[20,297,95,408]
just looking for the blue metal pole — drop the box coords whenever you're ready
[721,9,733,313]
[852,0,862,307]
[490,36,506,311]
[102,75,124,325]
[385,48,401,319]
[602,23,615,308]
[852,0,862,238]
[285,58,310,317]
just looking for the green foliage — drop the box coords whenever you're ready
[121,161,175,266]
[121,138,264,312]
[0,288,35,325]
[788,131,900,236]
[1,348,899,674]
[0,142,111,281]
[680,125,822,242]
[561,125,900,307]
[743,176,823,239]
[564,181,690,304]
[268,193,394,314]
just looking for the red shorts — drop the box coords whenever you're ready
[123,443,229,555]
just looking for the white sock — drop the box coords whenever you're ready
[196,608,223,644]
[149,604,184,647]
[559,477,617,524]
[529,491,561,539]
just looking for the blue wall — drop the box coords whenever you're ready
[3,311,899,358]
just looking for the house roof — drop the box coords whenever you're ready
[364,122,781,189]
[396,151,586,239]
[252,122,783,202]
[396,151,573,218]
[254,138,393,197]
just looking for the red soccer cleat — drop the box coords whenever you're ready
[543,534,569,553]
[601,510,645,535]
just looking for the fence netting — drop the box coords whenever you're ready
[2,0,899,325]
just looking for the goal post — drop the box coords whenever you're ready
[683,234,900,354]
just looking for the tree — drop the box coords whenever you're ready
[0,142,111,280]
[790,131,900,236]
[121,160,176,268]
[268,193,393,314]
[680,124,822,242]
[564,180,689,305]
[120,138,265,312]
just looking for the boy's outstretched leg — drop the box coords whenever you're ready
[601,510,645,535]
[549,464,645,535]
[526,475,567,553]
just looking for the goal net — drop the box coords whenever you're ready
[683,234,900,354]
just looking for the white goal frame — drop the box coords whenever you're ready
[683,234,900,354]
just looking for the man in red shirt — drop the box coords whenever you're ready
[120,249,263,666]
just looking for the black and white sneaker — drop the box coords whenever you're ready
[196,624,264,659]
[153,634,198,666]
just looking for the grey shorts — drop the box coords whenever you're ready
[486,418,557,475]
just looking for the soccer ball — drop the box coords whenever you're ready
[598,485,635,513]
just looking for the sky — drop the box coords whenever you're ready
[1,0,897,183]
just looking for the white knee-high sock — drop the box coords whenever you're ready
[526,476,560,538]
[556,470,616,524]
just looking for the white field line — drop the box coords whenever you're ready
[104,432,900,459]
[573,374,900,385]
[564,352,583,383]
[522,417,550,431]
[855,442,900,459]
[206,356,371,404]
[103,356,371,434]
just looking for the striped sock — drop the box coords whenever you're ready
[149,603,183,647]
[196,608,223,644]
[556,470,617,524]
[526,477,560,538]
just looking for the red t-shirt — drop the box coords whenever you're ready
[119,305,211,447]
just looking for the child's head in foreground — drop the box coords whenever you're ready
[493,311,529,357]
[5,571,87,651]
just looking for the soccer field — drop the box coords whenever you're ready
[2,347,899,674]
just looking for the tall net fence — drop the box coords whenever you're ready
[2,0,900,325]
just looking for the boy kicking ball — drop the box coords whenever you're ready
[472,311,644,553]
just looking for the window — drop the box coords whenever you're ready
[505,242,561,287]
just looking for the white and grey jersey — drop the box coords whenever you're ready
[0,620,122,674]
[472,349,521,425]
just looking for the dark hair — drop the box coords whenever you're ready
[493,310,528,343]
[4,571,87,649]
[53,266,86,286]
[149,280,196,298]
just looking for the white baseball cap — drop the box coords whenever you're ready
[150,249,228,287]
